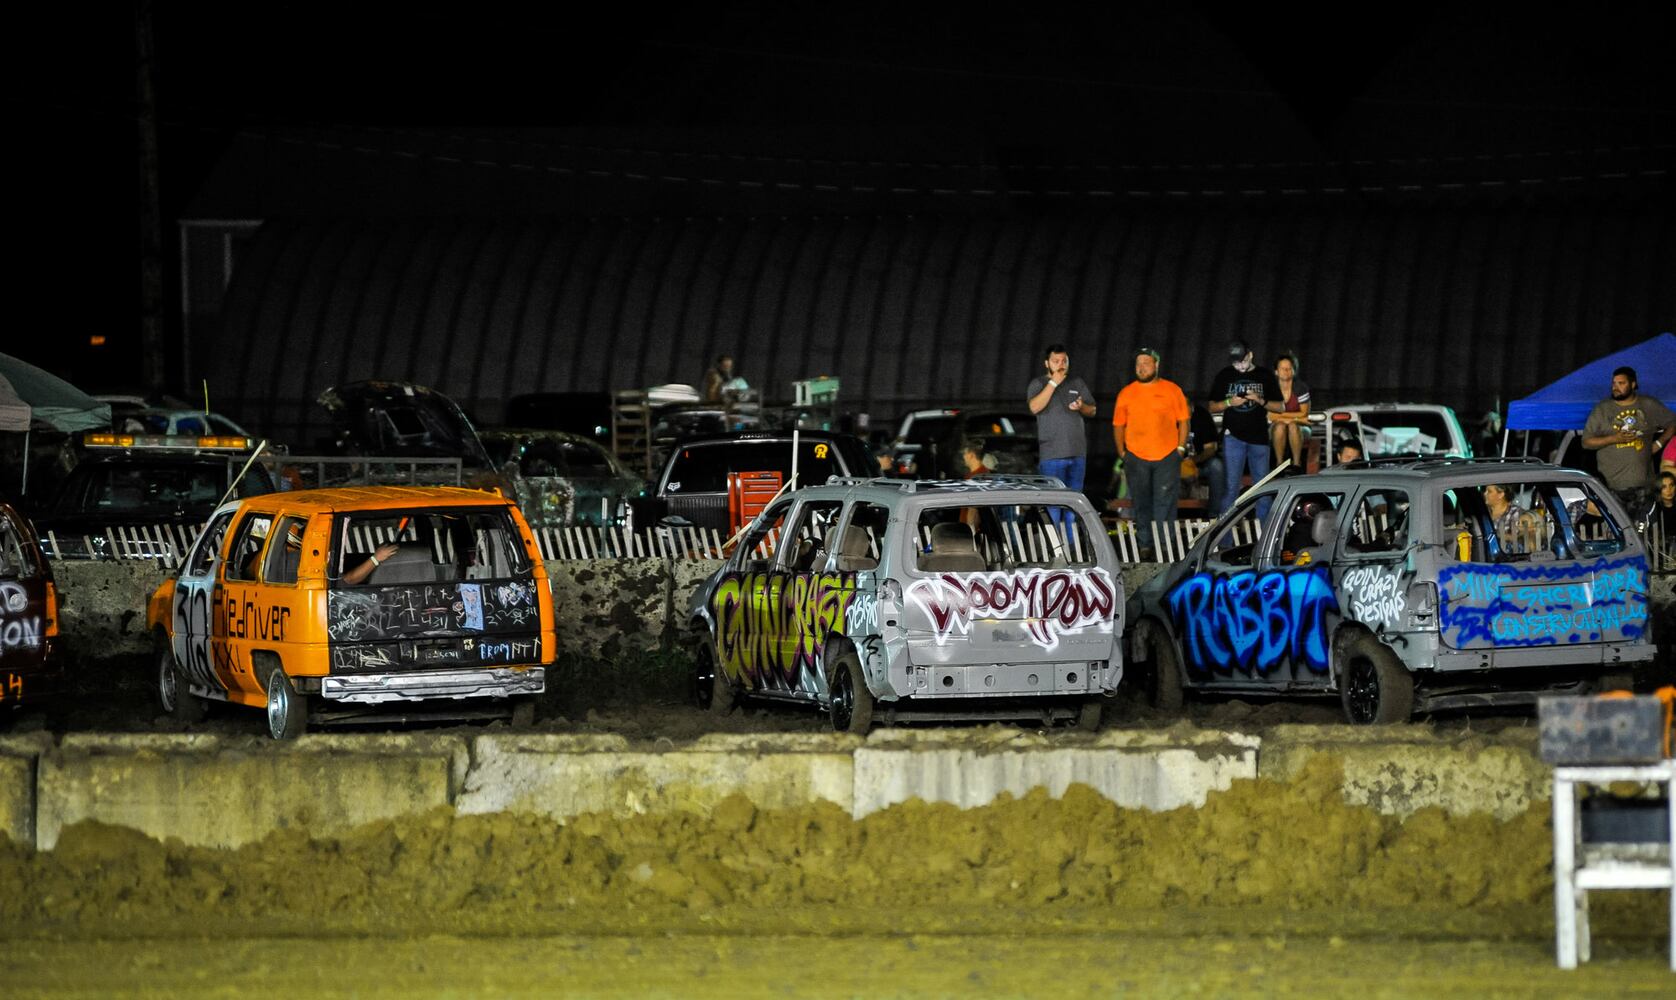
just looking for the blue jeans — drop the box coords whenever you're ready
[1038,457,1086,492]
[1039,457,1086,535]
[1125,453,1180,551]
[1222,435,1272,520]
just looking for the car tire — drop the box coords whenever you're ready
[263,664,308,740]
[156,644,205,724]
[509,696,537,728]
[1594,671,1634,694]
[693,634,733,714]
[1144,624,1185,712]
[1339,633,1415,725]
[1076,698,1103,732]
[827,646,873,735]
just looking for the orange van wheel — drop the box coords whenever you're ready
[155,642,205,724]
[263,665,309,740]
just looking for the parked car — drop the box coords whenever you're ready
[96,395,254,439]
[685,475,1124,732]
[481,428,647,528]
[504,391,613,442]
[889,409,1036,478]
[1126,457,1654,724]
[33,433,276,559]
[1321,403,1473,465]
[0,499,60,710]
[145,486,554,739]
[648,431,876,532]
[318,380,497,472]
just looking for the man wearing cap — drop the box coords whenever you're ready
[1026,344,1097,492]
[1208,341,1283,516]
[1583,365,1675,514]
[1112,347,1190,554]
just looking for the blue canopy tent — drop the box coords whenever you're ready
[1506,332,1676,432]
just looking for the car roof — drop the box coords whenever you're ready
[225,485,511,515]
[1304,456,1589,485]
[790,475,1088,505]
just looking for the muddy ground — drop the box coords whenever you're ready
[1,757,1672,995]
[4,650,1673,995]
[2,644,1579,741]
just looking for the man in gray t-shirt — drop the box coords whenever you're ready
[1026,343,1097,491]
[1583,364,1675,513]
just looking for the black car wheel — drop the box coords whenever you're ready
[1339,633,1415,725]
[1144,624,1185,712]
[827,647,873,735]
[693,635,733,714]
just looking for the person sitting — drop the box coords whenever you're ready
[342,542,401,586]
[1483,483,1539,555]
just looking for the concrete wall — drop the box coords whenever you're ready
[0,725,1560,851]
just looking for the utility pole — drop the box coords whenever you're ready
[135,0,165,394]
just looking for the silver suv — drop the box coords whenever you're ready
[686,476,1124,732]
[1127,458,1654,723]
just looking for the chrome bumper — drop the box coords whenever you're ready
[321,667,545,705]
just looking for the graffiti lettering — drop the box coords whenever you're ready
[906,568,1116,651]
[845,592,878,634]
[0,616,42,650]
[709,571,858,687]
[1439,556,1649,647]
[225,596,292,642]
[1165,566,1338,676]
[1,581,26,614]
[1341,565,1407,629]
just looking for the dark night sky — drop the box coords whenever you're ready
[6,4,1673,389]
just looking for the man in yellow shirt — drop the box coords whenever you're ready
[1112,347,1190,555]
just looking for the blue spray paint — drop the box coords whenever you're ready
[1165,566,1339,676]
[1437,555,1648,647]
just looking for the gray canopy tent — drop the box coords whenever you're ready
[0,353,110,495]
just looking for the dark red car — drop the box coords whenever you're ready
[0,499,59,709]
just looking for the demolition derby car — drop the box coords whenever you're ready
[0,500,59,710]
[1126,458,1654,724]
[686,476,1124,733]
[146,486,554,739]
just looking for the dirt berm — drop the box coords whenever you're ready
[0,755,1664,948]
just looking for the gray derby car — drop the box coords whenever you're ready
[1127,457,1655,723]
[685,476,1124,733]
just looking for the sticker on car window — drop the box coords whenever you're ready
[814,444,829,459]
[668,481,681,493]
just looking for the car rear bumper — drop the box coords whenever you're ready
[896,659,1120,698]
[321,666,545,705]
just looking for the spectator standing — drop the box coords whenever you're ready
[1185,403,1225,514]
[1112,347,1190,555]
[1025,344,1097,491]
[1582,365,1675,514]
[1268,351,1311,473]
[1647,472,1676,568]
[702,355,736,402]
[1208,341,1283,516]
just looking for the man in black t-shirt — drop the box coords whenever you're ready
[1207,341,1283,517]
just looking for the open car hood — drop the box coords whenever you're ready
[318,381,494,469]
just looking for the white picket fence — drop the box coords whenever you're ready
[39,517,1676,570]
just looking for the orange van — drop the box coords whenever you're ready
[147,486,554,738]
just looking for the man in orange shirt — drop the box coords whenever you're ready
[1112,347,1190,554]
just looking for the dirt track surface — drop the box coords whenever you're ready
[5,931,1672,998]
